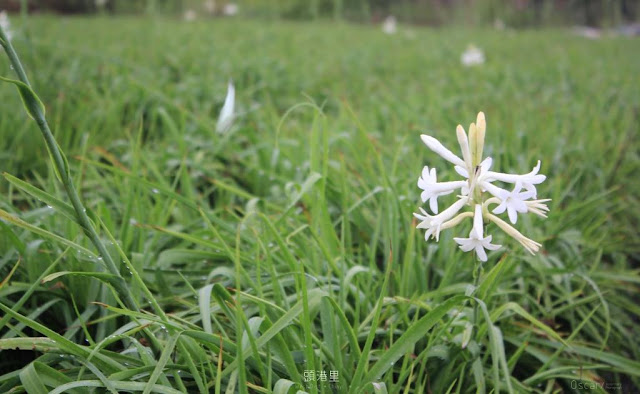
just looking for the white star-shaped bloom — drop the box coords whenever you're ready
[417,166,467,213]
[453,205,501,262]
[488,183,535,224]
[414,196,469,241]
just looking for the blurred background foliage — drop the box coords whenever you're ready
[0,0,638,27]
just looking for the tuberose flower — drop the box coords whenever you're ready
[183,9,197,21]
[415,196,470,241]
[461,45,485,66]
[203,0,215,13]
[417,166,466,214]
[216,81,235,133]
[382,16,397,35]
[223,3,239,16]
[414,112,549,258]
[453,205,501,262]
[485,182,535,224]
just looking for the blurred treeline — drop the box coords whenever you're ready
[0,0,637,27]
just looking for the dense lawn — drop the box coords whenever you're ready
[0,16,639,393]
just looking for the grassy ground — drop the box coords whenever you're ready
[0,15,639,393]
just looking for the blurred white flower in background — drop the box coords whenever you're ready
[382,16,397,35]
[461,45,485,66]
[223,3,239,16]
[572,26,601,39]
[95,0,108,7]
[183,9,197,22]
[216,81,235,133]
[203,0,216,14]
[414,112,550,260]
[0,10,12,43]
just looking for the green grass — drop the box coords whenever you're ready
[0,15,639,393]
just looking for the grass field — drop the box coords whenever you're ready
[0,15,639,393]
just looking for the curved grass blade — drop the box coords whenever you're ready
[49,380,185,394]
[360,295,466,387]
[143,332,181,394]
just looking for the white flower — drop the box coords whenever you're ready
[0,10,12,43]
[183,9,197,21]
[95,0,108,7]
[216,81,235,133]
[415,196,469,241]
[486,182,535,224]
[203,0,216,13]
[453,205,501,262]
[461,45,485,66]
[382,16,397,35]
[417,166,466,214]
[414,111,549,258]
[483,160,546,197]
[223,3,239,16]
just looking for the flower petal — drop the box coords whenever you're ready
[454,165,469,178]
[420,135,466,167]
[475,245,488,261]
[429,196,439,214]
[507,206,518,224]
[492,201,507,215]
[456,125,473,171]
[216,80,235,133]
[454,237,475,252]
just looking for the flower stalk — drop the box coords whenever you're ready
[0,22,144,312]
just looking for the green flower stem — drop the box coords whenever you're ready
[0,26,139,312]
[472,257,482,329]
